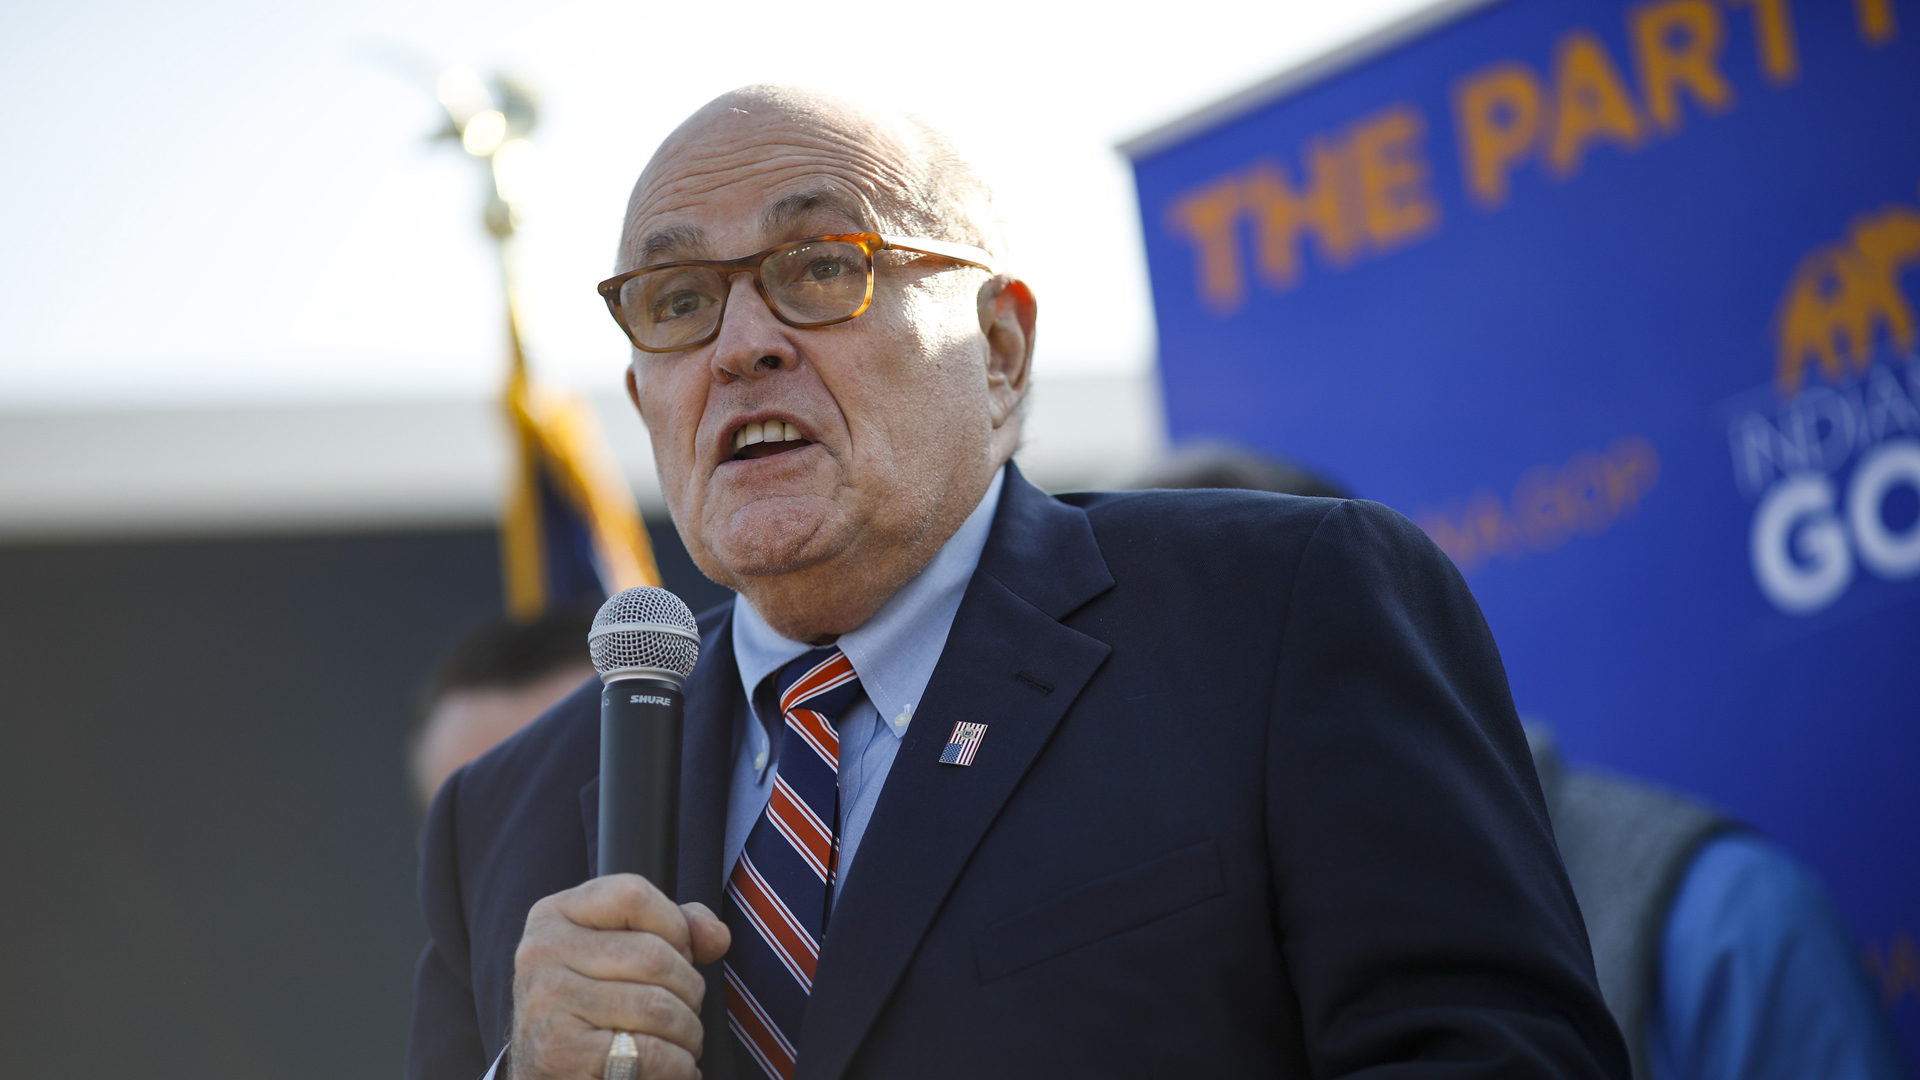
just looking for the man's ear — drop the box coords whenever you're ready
[625,365,642,412]
[979,274,1036,427]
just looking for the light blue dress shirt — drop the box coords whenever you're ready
[722,465,1005,902]
[1648,833,1912,1080]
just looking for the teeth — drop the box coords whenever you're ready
[732,419,807,453]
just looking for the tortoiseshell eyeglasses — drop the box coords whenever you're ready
[597,233,1000,353]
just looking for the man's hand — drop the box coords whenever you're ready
[509,875,731,1080]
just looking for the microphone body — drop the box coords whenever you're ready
[590,587,702,899]
[598,675,683,893]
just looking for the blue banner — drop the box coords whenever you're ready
[1129,0,1919,1056]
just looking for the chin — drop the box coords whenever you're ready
[705,501,843,580]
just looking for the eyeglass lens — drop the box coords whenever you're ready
[618,239,873,351]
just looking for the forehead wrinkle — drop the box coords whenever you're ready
[623,110,921,224]
[640,147,907,218]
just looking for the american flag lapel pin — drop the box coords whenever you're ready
[939,721,988,766]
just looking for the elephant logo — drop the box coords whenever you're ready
[1775,201,1920,399]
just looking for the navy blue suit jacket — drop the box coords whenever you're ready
[410,465,1628,1080]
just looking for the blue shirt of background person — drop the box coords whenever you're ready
[1649,833,1911,1080]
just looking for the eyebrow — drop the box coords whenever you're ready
[633,188,879,268]
[637,224,707,267]
[759,189,877,236]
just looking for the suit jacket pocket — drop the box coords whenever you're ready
[975,839,1224,984]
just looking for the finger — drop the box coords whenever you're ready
[513,966,705,1063]
[515,1018,699,1080]
[535,923,706,1010]
[573,980,706,1059]
[549,874,694,956]
[682,902,731,966]
[602,1030,699,1080]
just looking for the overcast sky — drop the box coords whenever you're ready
[1,0,1429,408]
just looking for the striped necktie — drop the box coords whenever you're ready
[724,647,862,1080]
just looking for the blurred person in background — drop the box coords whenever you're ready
[410,605,597,811]
[1525,726,1908,1080]
[1129,443,1911,1080]
[1125,439,1350,499]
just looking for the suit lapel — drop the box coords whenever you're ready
[678,608,744,1080]
[580,605,744,1080]
[675,607,740,912]
[796,466,1115,1080]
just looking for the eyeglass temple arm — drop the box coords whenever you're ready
[879,235,1002,276]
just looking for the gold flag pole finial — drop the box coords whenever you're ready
[431,67,538,371]
[429,67,663,617]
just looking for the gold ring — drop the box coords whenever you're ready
[605,1031,640,1080]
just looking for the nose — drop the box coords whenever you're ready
[709,273,794,384]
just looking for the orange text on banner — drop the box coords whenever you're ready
[1165,104,1440,312]
[1417,436,1661,573]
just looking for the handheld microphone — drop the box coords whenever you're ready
[589,586,701,897]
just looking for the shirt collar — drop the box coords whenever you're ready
[731,464,1006,741]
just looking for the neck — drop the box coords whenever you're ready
[735,563,916,644]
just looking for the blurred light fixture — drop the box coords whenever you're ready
[491,139,537,206]
[435,66,493,126]
[423,64,542,240]
[462,110,508,156]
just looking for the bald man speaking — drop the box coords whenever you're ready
[409,87,1628,1080]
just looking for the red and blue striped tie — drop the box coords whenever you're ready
[724,647,862,1080]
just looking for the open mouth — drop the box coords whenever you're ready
[731,419,814,461]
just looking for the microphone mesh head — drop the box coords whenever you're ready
[589,586,701,680]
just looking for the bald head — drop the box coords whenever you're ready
[619,85,1003,272]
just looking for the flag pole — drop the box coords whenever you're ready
[431,68,662,619]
